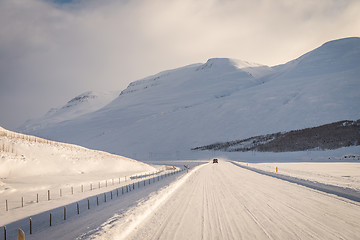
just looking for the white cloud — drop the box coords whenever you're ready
[0,0,359,129]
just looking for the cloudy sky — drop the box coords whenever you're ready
[0,0,359,130]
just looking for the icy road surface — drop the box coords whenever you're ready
[123,160,360,240]
[14,160,360,239]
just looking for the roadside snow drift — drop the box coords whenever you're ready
[0,126,153,179]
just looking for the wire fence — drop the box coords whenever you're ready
[1,169,166,213]
[1,168,184,240]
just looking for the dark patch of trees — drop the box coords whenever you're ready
[192,120,360,152]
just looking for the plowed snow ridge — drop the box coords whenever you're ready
[231,161,360,202]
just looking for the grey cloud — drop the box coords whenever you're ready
[0,0,359,129]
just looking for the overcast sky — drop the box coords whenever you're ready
[1,0,359,130]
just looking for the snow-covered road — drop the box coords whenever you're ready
[124,160,360,240]
[6,160,359,239]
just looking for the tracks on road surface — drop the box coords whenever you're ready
[126,160,360,240]
[231,161,360,202]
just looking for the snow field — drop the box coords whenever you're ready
[234,161,360,191]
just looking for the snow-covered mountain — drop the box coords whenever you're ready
[20,37,360,160]
[19,90,120,132]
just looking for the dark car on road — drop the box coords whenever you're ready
[213,158,218,163]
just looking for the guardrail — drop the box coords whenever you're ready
[1,168,185,240]
[1,169,165,213]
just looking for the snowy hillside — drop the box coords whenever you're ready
[0,125,167,231]
[20,37,360,160]
[0,126,153,179]
[0,125,155,204]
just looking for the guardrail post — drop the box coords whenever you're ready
[50,213,52,226]
[29,217,32,234]
[77,202,79,214]
[64,206,66,220]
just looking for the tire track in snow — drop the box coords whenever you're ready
[227,161,360,239]
[211,164,242,239]
[152,170,202,239]
[216,161,274,239]
[124,164,208,240]
[108,160,360,239]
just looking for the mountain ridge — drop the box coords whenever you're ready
[19,90,120,132]
[19,37,360,160]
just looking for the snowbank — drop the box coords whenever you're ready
[0,126,153,178]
